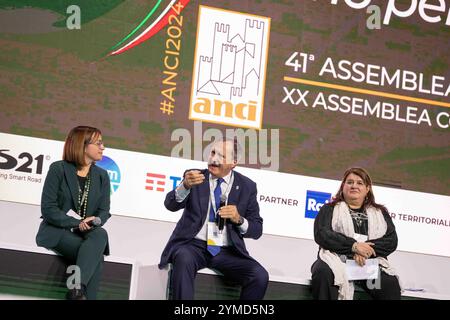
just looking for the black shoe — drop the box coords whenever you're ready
[66,285,87,300]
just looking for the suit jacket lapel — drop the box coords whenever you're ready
[86,166,99,217]
[63,161,79,209]
[225,171,241,241]
[228,170,241,206]
[198,169,210,222]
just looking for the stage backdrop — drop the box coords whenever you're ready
[0,1,449,257]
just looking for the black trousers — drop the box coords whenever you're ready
[170,238,269,300]
[52,227,108,300]
[311,258,401,300]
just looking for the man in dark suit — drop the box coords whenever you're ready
[159,138,269,300]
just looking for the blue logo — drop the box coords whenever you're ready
[96,156,121,194]
[305,190,331,219]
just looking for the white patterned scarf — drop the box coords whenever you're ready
[318,201,401,300]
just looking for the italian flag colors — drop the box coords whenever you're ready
[108,0,190,56]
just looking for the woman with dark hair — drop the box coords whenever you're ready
[311,167,401,300]
[36,126,111,300]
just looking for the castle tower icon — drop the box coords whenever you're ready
[197,19,266,99]
[190,5,270,129]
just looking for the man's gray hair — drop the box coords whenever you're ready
[223,137,242,163]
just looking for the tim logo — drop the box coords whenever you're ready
[189,6,271,129]
[145,173,182,192]
[305,190,331,219]
[96,156,121,195]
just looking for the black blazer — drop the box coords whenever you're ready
[36,160,111,255]
[314,203,398,259]
[159,169,263,268]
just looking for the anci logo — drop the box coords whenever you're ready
[189,6,271,129]
[96,156,121,195]
[305,190,331,219]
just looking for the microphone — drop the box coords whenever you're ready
[73,217,101,230]
[217,195,227,234]
[87,217,102,227]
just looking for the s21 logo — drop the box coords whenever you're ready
[0,149,45,174]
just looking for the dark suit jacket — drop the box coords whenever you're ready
[36,160,111,255]
[159,169,263,268]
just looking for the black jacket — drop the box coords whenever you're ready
[36,160,111,254]
[314,203,398,258]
